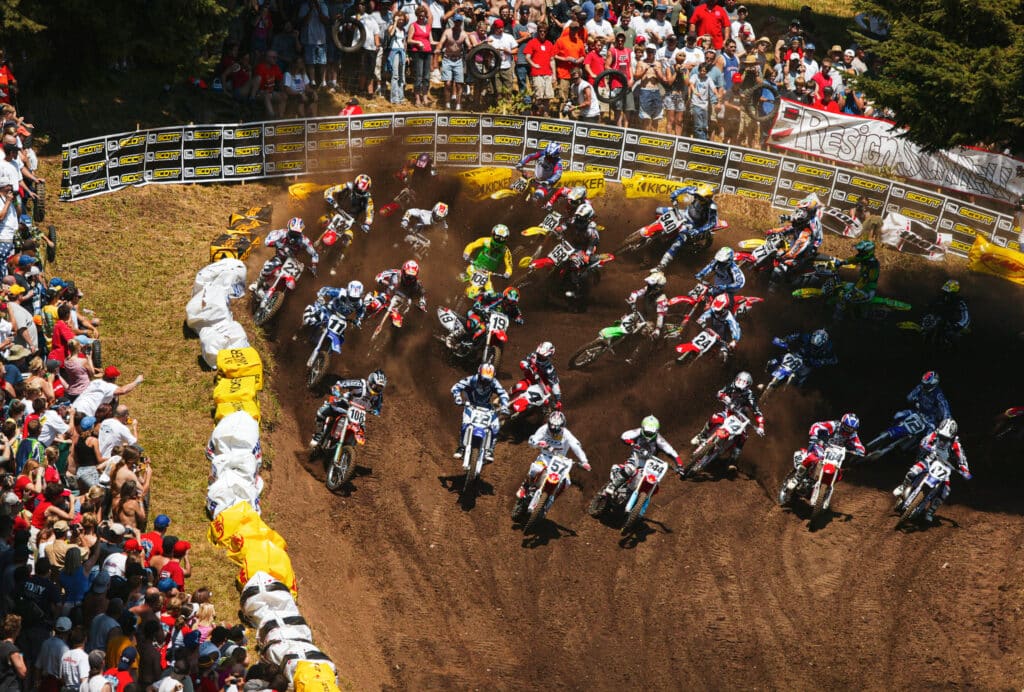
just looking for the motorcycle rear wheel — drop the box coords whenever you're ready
[588,493,608,517]
[482,343,503,372]
[512,496,529,521]
[569,338,610,369]
[326,444,356,490]
[254,292,284,327]
[525,492,550,532]
[307,351,329,390]
[621,491,648,534]
[759,379,780,403]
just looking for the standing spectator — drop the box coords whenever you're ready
[586,4,615,51]
[655,32,680,64]
[298,0,331,87]
[801,42,820,80]
[731,5,754,54]
[110,482,145,532]
[0,183,15,279]
[568,69,601,122]
[33,615,71,692]
[581,36,607,118]
[689,0,730,49]
[102,646,136,691]
[136,620,163,689]
[98,406,137,461]
[488,20,519,98]
[605,31,634,127]
[813,85,840,113]
[253,50,286,118]
[284,57,318,116]
[553,21,586,107]
[407,7,434,106]
[546,0,573,41]
[81,650,111,692]
[664,52,688,135]
[629,3,655,43]
[358,2,382,97]
[512,8,534,95]
[0,51,16,106]
[58,626,89,691]
[695,47,725,137]
[72,415,104,492]
[86,599,122,654]
[524,22,556,115]
[250,7,274,57]
[811,57,841,100]
[0,614,26,690]
[634,44,669,130]
[615,10,636,48]
[689,61,716,139]
[438,14,472,110]
[59,548,89,610]
[647,5,673,46]
[386,10,409,104]
[72,367,143,419]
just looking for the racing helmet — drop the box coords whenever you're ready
[734,371,753,391]
[810,329,829,347]
[432,202,449,221]
[368,369,387,393]
[941,279,960,295]
[566,185,588,205]
[714,246,734,263]
[478,362,496,381]
[535,341,555,360]
[503,286,520,303]
[544,141,562,158]
[573,201,595,223]
[921,370,939,390]
[548,410,566,436]
[640,415,660,440]
[415,153,433,169]
[694,183,715,200]
[491,224,510,243]
[287,217,305,236]
[401,259,420,281]
[645,269,667,288]
[354,174,372,193]
[710,293,730,313]
[854,240,875,259]
[796,192,821,212]
[935,418,957,440]
[840,412,860,433]
[346,280,364,301]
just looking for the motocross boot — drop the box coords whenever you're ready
[892,480,910,499]
[453,444,465,459]
[690,423,711,446]
[924,501,940,522]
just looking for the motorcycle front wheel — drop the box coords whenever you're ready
[615,229,649,256]
[307,351,329,390]
[777,472,795,506]
[811,481,830,518]
[325,444,356,490]
[512,496,529,521]
[254,292,284,327]
[683,442,715,478]
[588,493,607,517]
[525,492,550,532]
[897,490,927,527]
[482,343,503,372]
[569,338,611,369]
[621,491,649,535]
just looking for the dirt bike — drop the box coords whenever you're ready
[365,292,414,355]
[589,447,675,534]
[864,411,930,461]
[994,406,1024,440]
[568,311,681,369]
[512,453,578,531]
[516,241,615,312]
[894,453,957,528]
[458,265,504,309]
[305,312,348,390]
[897,313,967,350]
[735,229,790,273]
[512,210,562,260]
[616,202,729,259]
[489,168,551,207]
[675,327,734,366]
[759,352,804,402]
[436,306,509,370]
[682,412,751,479]
[315,210,364,276]
[314,397,370,491]
[400,219,443,260]
[253,257,307,327]
[792,268,912,320]
[459,405,499,497]
[668,281,763,336]
[503,379,557,426]
[777,442,851,519]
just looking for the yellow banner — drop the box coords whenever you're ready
[458,167,514,200]
[620,173,689,199]
[559,171,606,197]
[208,501,287,564]
[967,236,1024,286]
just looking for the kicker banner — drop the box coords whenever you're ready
[769,99,1024,205]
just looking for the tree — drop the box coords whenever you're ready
[854,0,1024,154]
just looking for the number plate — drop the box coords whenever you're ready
[331,211,353,229]
[347,405,366,425]
[781,353,802,371]
[326,314,347,334]
[487,311,510,332]
[752,243,772,262]
[903,414,926,436]
[548,457,572,476]
[688,283,706,299]
[823,447,845,464]
[927,459,952,481]
[470,271,489,287]
[644,458,668,479]
[691,330,717,353]
[548,241,575,265]
[511,178,528,192]
[723,416,746,436]
[659,210,680,233]
[283,258,303,275]
[541,212,561,231]
[470,409,493,426]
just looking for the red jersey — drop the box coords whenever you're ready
[160,560,186,589]
[813,98,840,113]
[690,3,731,49]
[253,62,282,92]
[583,49,605,83]
[523,38,555,77]
[52,320,75,361]
[607,46,632,81]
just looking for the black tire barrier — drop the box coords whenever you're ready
[467,44,500,81]
[744,81,781,123]
[594,69,629,105]
[331,17,366,53]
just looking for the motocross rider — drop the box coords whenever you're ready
[252,217,320,293]
[560,202,601,260]
[398,153,437,192]
[690,371,765,463]
[451,362,510,462]
[517,410,591,498]
[773,193,824,280]
[924,279,970,344]
[794,413,865,479]
[865,371,953,452]
[695,247,745,310]
[544,185,588,215]
[604,415,683,494]
[309,369,387,448]
[366,260,428,312]
[463,224,514,281]
[696,294,741,352]
[626,269,669,337]
[768,328,838,385]
[892,418,971,522]
[303,280,367,330]
[514,341,562,406]
[517,142,564,202]
[834,240,879,319]
[655,183,720,271]
[401,202,450,246]
[464,287,525,342]
[323,173,375,235]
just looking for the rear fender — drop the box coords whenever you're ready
[642,222,663,238]
[668,295,696,307]
[511,395,530,413]
[675,341,700,354]
[735,251,757,264]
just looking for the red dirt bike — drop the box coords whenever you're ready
[777,442,857,521]
[616,202,729,259]
[253,256,308,327]
[436,305,510,371]
[313,397,370,491]
[516,238,615,312]
[667,281,764,336]
[365,291,418,355]
[503,378,558,426]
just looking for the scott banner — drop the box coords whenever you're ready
[769,99,1024,204]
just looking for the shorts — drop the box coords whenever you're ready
[637,87,664,120]
[362,49,378,76]
[532,74,554,99]
[440,56,464,84]
[305,43,327,66]
[556,77,572,101]
[494,66,515,93]
[431,28,444,42]
[663,91,686,111]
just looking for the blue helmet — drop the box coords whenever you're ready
[544,142,561,158]
[840,413,859,432]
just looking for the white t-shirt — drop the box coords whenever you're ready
[72,379,118,417]
[39,409,70,446]
[488,33,518,69]
[283,71,310,93]
[429,0,445,29]
[84,673,113,692]
[98,418,136,458]
[0,193,16,243]
[8,301,37,350]
[681,46,704,69]
[59,647,90,688]
[647,18,673,43]
[576,80,601,118]
[361,14,381,51]
[102,552,127,579]
[585,18,614,44]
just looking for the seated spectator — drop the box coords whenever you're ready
[339,97,363,116]
[813,85,841,113]
[223,51,259,104]
[284,56,317,116]
[253,51,286,119]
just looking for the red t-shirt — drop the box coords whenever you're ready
[583,49,605,83]
[691,4,731,49]
[340,105,363,116]
[103,667,134,692]
[253,62,282,92]
[522,38,555,77]
[553,33,586,80]
[31,499,52,529]
[160,560,186,589]
[226,65,251,91]
[140,531,164,558]
[607,45,632,81]
[52,320,75,361]
[813,97,841,113]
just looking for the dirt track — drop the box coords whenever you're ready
[256,162,1024,690]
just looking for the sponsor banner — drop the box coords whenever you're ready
[222,124,265,179]
[670,139,728,188]
[436,113,481,165]
[722,148,781,201]
[263,120,306,175]
[349,114,393,168]
[65,136,109,198]
[990,214,1020,251]
[829,169,890,215]
[967,236,1024,285]
[558,171,605,197]
[457,166,515,200]
[621,131,673,177]
[105,132,146,189]
[570,124,624,178]
[393,114,437,161]
[183,126,224,181]
[880,212,950,261]
[304,119,350,174]
[774,158,836,208]
[770,99,1024,204]
[886,183,944,232]
[144,127,185,184]
[480,114,526,166]
[936,198,1000,253]
[620,173,688,199]
[525,118,573,162]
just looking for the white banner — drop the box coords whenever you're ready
[769,100,1024,205]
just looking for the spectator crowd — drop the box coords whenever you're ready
[217,0,884,146]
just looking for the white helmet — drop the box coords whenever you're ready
[573,202,595,222]
[733,371,752,391]
[536,341,555,359]
[645,270,667,288]
[548,410,566,435]
[432,202,449,221]
[714,246,734,263]
[346,280,364,300]
[810,329,829,347]
[935,418,958,440]
[566,186,588,204]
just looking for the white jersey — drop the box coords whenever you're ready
[529,424,588,465]
[402,208,447,230]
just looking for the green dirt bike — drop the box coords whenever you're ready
[792,268,911,321]
[568,310,681,369]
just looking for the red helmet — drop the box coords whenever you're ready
[354,174,372,193]
[402,259,419,280]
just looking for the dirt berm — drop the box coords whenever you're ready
[254,160,1024,690]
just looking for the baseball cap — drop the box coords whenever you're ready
[645,43,656,51]
[655,4,667,10]
[830,44,842,54]
[154,514,171,530]
[108,522,127,538]
[55,616,72,632]
[48,277,66,289]
[53,519,70,533]
[183,630,202,649]
[7,284,24,296]
[452,12,464,21]
[118,646,138,671]
[173,540,191,557]
[16,255,36,267]
[634,34,646,44]
[492,18,504,28]
[737,4,747,11]
[80,416,96,431]
[124,538,142,553]
[27,266,40,277]
[844,48,855,57]
[103,365,121,379]
[91,571,111,594]
[156,577,177,593]
[88,650,106,670]
[805,42,816,50]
